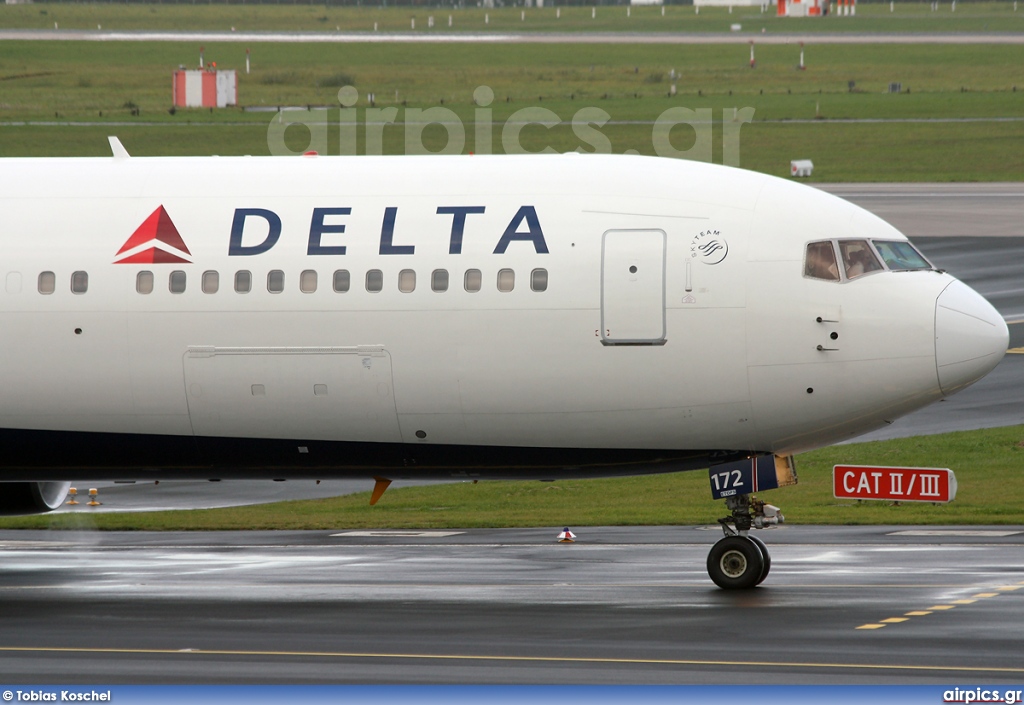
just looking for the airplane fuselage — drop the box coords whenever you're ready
[0,153,1007,484]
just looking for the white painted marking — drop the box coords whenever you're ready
[331,531,465,538]
[0,541,75,548]
[787,550,853,563]
[888,530,1022,537]
[6,30,1024,45]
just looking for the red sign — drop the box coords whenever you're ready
[833,465,957,503]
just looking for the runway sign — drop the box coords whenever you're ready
[833,465,957,503]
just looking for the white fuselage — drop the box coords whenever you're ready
[0,153,1008,481]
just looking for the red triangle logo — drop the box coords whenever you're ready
[115,206,192,264]
[114,248,192,264]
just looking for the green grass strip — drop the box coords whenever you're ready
[3,3,1024,34]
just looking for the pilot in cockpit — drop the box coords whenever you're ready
[840,241,884,280]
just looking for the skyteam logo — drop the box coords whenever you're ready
[690,229,728,266]
[114,206,192,264]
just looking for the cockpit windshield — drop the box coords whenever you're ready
[872,240,932,271]
[838,240,884,280]
[804,241,840,281]
[804,239,933,283]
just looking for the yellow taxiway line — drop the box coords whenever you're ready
[856,580,1024,631]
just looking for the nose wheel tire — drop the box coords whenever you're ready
[748,534,771,585]
[707,536,767,590]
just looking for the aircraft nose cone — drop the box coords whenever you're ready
[935,280,1008,397]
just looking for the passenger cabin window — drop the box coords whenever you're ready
[464,269,482,293]
[71,271,88,294]
[300,270,317,294]
[136,271,154,295]
[333,270,350,293]
[497,269,515,292]
[531,268,548,292]
[202,271,219,294]
[38,271,56,295]
[169,270,186,294]
[398,269,416,293]
[432,269,449,293]
[268,270,285,293]
[873,240,931,271]
[804,242,840,282]
[366,269,383,293]
[235,270,252,294]
[839,240,883,280]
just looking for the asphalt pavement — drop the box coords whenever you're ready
[1,526,1022,684]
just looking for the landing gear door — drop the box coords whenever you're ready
[600,229,667,345]
[709,455,798,500]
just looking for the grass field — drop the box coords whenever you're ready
[1,425,1021,531]
[3,2,1024,34]
[2,39,1023,179]
[4,120,1021,181]
[3,41,1022,118]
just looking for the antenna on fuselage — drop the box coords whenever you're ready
[108,136,130,159]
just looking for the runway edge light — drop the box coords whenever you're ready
[558,528,576,543]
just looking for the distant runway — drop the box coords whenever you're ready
[54,478,443,513]
[2,526,1023,684]
[3,29,1024,44]
[819,183,1024,243]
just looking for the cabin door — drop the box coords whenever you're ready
[600,229,667,345]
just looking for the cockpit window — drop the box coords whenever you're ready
[872,240,932,271]
[838,240,884,280]
[804,241,840,281]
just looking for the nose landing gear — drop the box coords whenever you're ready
[707,494,782,590]
[707,535,766,589]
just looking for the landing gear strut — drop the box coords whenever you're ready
[706,494,782,590]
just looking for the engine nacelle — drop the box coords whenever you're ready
[0,482,71,515]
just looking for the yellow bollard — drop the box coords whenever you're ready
[87,488,101,507]
[66,487,78,506]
